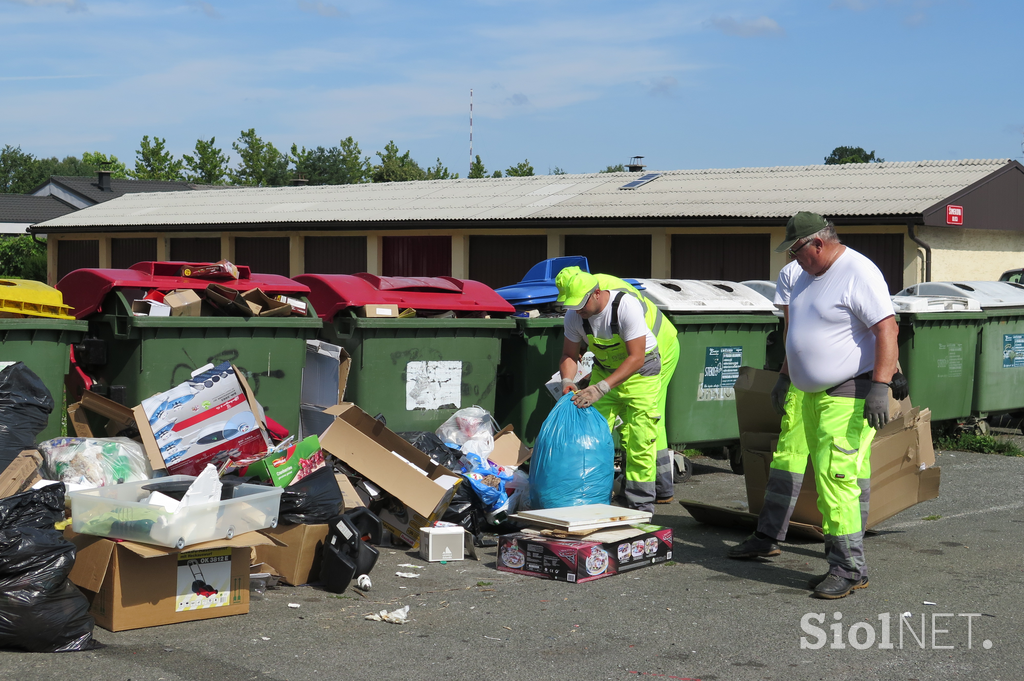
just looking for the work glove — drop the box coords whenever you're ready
[889,372,909,401]
[561,378,578,395]
[864,381,890,430]
[572,380,610,409]
[770,374,791,416]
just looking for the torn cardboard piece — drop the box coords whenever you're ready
[255,523,330,586]
[489,425,532,467]
[0,450,43,498]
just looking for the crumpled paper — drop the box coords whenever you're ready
[365,605,410,624]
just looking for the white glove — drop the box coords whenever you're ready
[572,380,610,408]
[561,377,578,395]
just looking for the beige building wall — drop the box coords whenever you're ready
[919,226,1024,282]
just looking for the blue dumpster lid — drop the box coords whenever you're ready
[496,257,645,308]
[897,281,1024,309]
[57,261,311,319]
[293,273,515,321]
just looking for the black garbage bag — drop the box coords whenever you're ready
[0,485,97,652]
[0,362,54,472]
[279,467,345,525]
[397,431,462,472]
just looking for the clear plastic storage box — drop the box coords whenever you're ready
[69,475,283,549]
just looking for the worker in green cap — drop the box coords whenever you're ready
[554,266,679,512]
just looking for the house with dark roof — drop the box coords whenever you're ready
[30,159,1024,290]
[0,194,77,236]
[30,171,199,210]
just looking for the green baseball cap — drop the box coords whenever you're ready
[775,211,829,253]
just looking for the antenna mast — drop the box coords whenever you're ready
[469,88,474,176]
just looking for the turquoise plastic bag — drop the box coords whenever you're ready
[528,393,614,509]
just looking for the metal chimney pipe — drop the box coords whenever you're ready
[97,170,112,191]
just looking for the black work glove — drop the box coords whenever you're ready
[889,372,909,401]
[770,374,791,416]
[864,381,890,429]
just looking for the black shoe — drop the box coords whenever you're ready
[727,534,781,559]
[812,573,869,599]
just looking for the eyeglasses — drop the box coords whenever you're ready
[788,238,813,257]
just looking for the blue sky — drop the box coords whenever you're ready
[2,0,1022,177]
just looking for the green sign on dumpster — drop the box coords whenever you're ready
[699,346,743,401]
[1003,334,1024,368]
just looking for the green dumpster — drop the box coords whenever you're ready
[901,281,1024,416]
[295,273,516,433]
[494,315,568,447]
[637,279,778,451]
[891,295,984,422]
[740,279,786,372]
[57,262,321,435]
[0,279,87,440]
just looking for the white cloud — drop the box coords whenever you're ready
[707,15,784,38]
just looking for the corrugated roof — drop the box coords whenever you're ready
[0,194,77,223]
[43,175,201,204]
[33,159,1015,230]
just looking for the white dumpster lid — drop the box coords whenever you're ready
[891,295,982,313]
[739,280,784,318]
[896,282,1024,309]
[634,279,778,313]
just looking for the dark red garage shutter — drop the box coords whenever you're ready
[235,237,291,276]
[841,234,904,294]
[56,240,99,282]
[382,236,451,277]
[672,234,770,281]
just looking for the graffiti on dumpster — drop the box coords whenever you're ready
[168,349,286,410]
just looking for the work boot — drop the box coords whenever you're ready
[812,573,869,599]
[727,533,781,559]
[655,495,674,504]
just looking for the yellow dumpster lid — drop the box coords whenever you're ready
[0,279,75,320]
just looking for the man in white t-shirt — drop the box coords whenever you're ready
[728,212,905,600]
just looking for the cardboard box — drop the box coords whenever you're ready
[496,525,673,583]
[275,295,308,316]
[66,530,272,632]
[67,390,141,439]
[131,299,171,316]
[420,526,465,562]
[241,288,291,317]
[163,289,202,317]
[358,304,399,318]
[134,362,272,476]
[730,367,940,536]
[0,450,43,497]
[301,340,351,408]
[318,404,461,548]
[255,523,330,586]
[489,425,532,467]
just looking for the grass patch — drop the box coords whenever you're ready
[476,581,492,587]
[934,432,1024,457]
[682,449,704,458]
[922,515,942,521]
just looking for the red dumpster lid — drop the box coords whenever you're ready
[293,273,514,321]
[57,261,311,319]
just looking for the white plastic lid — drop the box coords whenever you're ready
[634,279,778,313]
[896,282,1024,309]
[890,295,982,313]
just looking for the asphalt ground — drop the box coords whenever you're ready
[1,447,1021,681]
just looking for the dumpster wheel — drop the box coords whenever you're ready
[727,444,743,475]
[672,452,693,484]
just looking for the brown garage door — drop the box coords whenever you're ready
[111,237,157,269]
[469,235,547,289]
[563,234,651,279]
[57,239,99,282]
[304,236,367,274]
[170,237,221,264]
[235,237,291,276]
[382,236,451,277]
[672,234,770,281]
[841,234,904,294]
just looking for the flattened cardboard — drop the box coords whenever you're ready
[0,450,43,497]
[255,523,330,586]
[68,389,140,439]
[65,530,273,632]
[489,425,532,467]
[679,501,825,541]
[334,471,365,510]
[242,288,291,317]
[319,403,460,548]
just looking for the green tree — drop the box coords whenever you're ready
[183,137,229,184]
[824,146,884,165]
[424,158,458,180]
[0,145,39,193]
[599,164,626,173]
[550,166,567,175]
[468,154,488,179]
[82,151,129,178]
[370,141,425,183]
[505,159,534,177]
[230,129,290,187]
[0,235,47,281]
[129,135,184,180]
[491,170,503,178]
[289,136,371,185]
